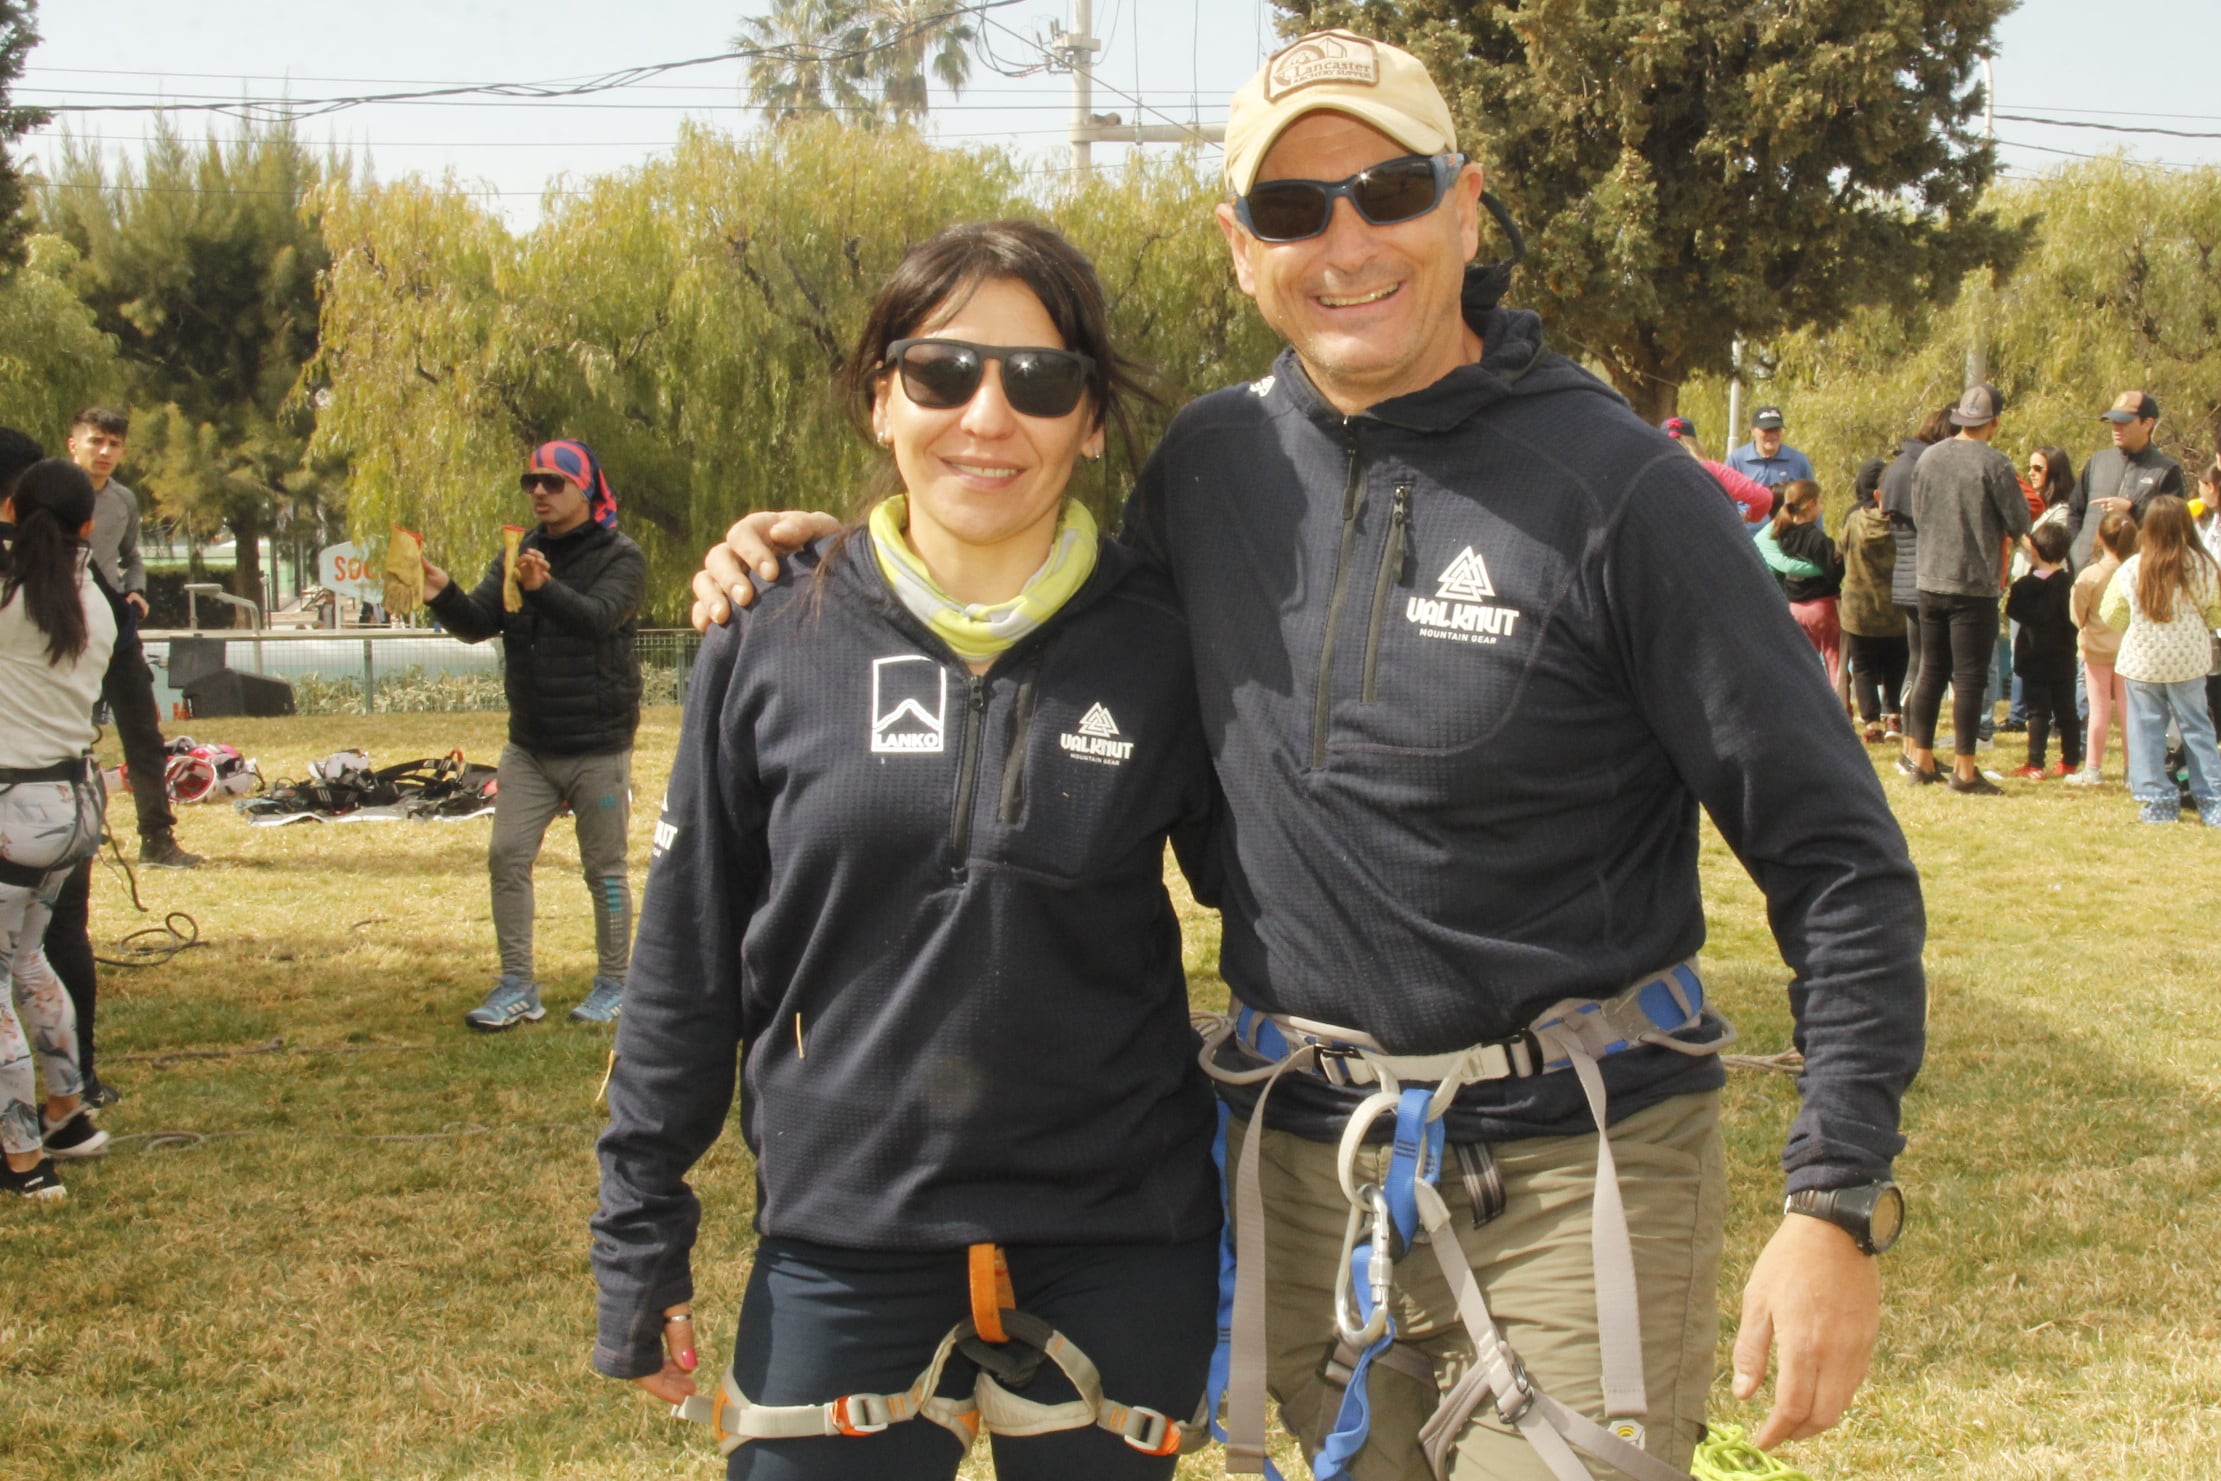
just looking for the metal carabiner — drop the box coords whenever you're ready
[1333,1182,1395,1347]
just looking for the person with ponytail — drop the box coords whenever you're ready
[1753,478,1845,691]
[2099,494,2221,823]
[0,459,118,1200]
[591,220,1220,1480]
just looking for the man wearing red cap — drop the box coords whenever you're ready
[424,440,645,1030]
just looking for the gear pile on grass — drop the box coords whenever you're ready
[237,749,500,825]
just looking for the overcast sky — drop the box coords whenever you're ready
[17,0,2220,227]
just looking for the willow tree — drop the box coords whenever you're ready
[1283,0,2027,420]
[42,120,336,606]
[0,234,115,437]
[1677,160,2221,505]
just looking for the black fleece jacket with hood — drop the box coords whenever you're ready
[1124,305,1926,1195]
[590,535,1221,1379]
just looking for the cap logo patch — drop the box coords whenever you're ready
[1266,33,1378,100]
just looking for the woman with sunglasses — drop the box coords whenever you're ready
[421,440,646,1030]
[590,220,1221,1481]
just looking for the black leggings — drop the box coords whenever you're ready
[1895,603,1924,715]
[1908,592,2001,755]
[45,857,99,1083]
[1845,632,1910,724]
[726,1234,1219,1481]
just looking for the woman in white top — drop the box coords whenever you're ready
[0,459,117,1199]
[2100,494,2221,825]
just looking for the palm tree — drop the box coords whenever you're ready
[864,1,975,126]
[737,0,877,127]
[736,0,973,128]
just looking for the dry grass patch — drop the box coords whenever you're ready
[0,715,2215,1478]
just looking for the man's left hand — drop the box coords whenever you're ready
[516,549,551,592]
[125,591,148,618]
[1731,1214,1880,1449]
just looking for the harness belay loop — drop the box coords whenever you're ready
[1198,960,1733,1481]
[671,1242,1210,1461]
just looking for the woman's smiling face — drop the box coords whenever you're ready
[872,276,1103,570]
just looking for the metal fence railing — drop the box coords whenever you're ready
[142,628,703,717]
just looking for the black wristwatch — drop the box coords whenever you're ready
[1784,1181,1904,1256]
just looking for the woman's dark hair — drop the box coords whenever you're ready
[2,458,98,664]
[841,219,1151,470]
[1770,478,1821,538]
[1915,403,1956,446]
[2029,446,2074,507]
[2133,494,2219,626]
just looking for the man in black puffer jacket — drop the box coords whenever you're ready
[426,440,646,1032]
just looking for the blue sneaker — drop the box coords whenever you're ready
[568,975,624,1024]
[465,975,544,1032]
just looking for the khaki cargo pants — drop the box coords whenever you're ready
[1227,1091,1725,1481]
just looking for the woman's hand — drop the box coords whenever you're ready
[632,1308,701,1406]
[421,557,450,597]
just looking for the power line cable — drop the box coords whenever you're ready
[1994,112,2221,142]
[28,2,1030,122]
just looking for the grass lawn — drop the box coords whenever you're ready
[2,709,2216,1479]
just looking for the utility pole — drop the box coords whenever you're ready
[1966,54,1996,388]
[1047,0,1223,180]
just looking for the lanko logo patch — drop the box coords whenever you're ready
[651,790,678,858]
[1060,702,1134,765]
[1405,545,1522,645]
[871,655,947,754]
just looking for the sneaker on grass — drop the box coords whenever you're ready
[1950,772,2005,795]
[465,975,544,1032]
[2009,763,2046,780]
[2063,767,2103,787]
[569,975,624,1024]
[42,1110,108,1159]
[1,1157,67,1201]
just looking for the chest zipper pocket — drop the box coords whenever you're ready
[1361,484,1414,703]
[996,656,1043,825]
[947,673,988,880]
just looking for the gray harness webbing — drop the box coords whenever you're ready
[1199,961,1733,1481]
[672,1308,1210,1460]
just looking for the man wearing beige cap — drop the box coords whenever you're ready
[693,28,1923,1481]
[2067,390,2183,571]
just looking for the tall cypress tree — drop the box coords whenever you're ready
[1282,0,2029,420]
[0,0,50,278]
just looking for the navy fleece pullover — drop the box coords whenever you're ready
[1124,307,1926,1193]
[590,536,1222,1380]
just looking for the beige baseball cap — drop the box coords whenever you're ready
[1223,30,1459,196]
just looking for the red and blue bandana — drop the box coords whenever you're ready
[526,439,619,530]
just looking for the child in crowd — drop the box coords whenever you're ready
[1754,478,1844,689]
[2100,495,2221,823]
[2068,512,2136,785]
[2199,459,2221,732]
[2005,520,2082,778]
[1841,458,1907,743]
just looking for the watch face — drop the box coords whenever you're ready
[1865,1183,1905,1254]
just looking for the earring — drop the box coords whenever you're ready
[876,430,891,447]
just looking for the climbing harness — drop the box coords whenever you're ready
[0,753,107,888]
[235,749,499,824]
[1198,960,1735,1481]
[673,1241,1211,1460]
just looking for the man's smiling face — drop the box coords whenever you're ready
[1216,111,1483,415]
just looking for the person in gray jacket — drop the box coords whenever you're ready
[1903,383,2029,793]
[65,408,199,869]
[2066,390,2184,571]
